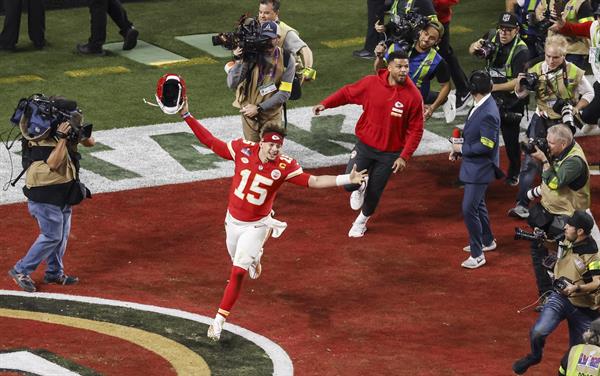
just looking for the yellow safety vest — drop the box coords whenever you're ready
[562,344,600,375]
[530,61,584,119]
[547,0,593,55]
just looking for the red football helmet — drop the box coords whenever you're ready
[154,73,186,115]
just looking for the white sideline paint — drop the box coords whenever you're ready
[0,105,450,205]
[0,289,294,376]
[0,351,81,375]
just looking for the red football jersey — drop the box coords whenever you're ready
[226,138,304,221]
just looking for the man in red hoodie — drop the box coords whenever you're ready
[312,50,425,237]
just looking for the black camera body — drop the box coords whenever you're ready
[553,276,573,292]
[520,137,549,155]
[519,72,539,91]
[212,15,272,62]
[10,94,93,143]
[474,40,498,60]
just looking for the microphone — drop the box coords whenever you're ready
[52,98,78,112]
[449,127,463,145]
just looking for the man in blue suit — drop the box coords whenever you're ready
[450,70,502,269]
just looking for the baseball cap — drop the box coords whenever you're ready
[566,210,595,234]
[261,21,278,39]
[498,12,519,28]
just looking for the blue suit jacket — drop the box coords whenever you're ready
[459,95,502,184]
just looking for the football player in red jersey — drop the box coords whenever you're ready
[179,100,367,341]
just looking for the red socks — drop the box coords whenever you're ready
[218,266,247,317]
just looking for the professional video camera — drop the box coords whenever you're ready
[552,98,583,130]
[382,10,429,51]
[520,137,549,155]
[212,15,272,62]
[519,72,539,91]
[474,39,498,60]
[10,94,92,143]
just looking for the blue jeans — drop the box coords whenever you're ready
[528,292,599,362]
[14,201,72,278]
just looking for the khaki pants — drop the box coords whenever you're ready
[240,110,283,142]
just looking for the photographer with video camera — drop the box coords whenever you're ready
[508,34,593,219]
[7,96,95,293]
[257,0,315,83]
[513,210,599,375]
[468,12,530,186]
[226,20,295,142]
[373,20,453,121]
[519,123,591,310]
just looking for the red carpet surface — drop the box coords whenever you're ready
[0,136,598,375]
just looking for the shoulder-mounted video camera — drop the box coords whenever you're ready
[10,94,93,143]
[383,11,429,51]
[212,15,272,62]
[474,39,498,60]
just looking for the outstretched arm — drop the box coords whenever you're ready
[179,100,233,160]
[307,164,367,188]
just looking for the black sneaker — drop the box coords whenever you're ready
[122,28,138,51]
[512,354,540,374]
[455,91,473,112]
[8,269,36,292]
[352,49,375,59]
[44,274,79,285]
[76,43,105,56]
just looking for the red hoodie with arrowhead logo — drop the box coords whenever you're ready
[320,69,424,161]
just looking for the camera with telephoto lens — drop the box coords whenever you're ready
[383,11,429,52]
[520,137,549,155]
[552,98,583,130]
[10,94,93,143]
[519,72,539,91]
[212,15,272,62]
[474,40,498,60]
[514,227,547,241]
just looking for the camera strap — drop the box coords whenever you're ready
[543,62,573,101]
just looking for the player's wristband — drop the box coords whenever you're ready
[181,111,191,119]
[335,174,352,186]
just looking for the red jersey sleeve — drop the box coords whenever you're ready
[184,115,232,160]
[286,172,311,187]
[559,21,593,39]
[400,92,425,161]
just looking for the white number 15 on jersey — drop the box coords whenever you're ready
[233,169,274,206]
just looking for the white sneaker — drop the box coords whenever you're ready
[461,255,486,269]
[350,177,368,210]
[248,248,263,280]
[443,91,457,123]
[207,317,224,341]
[463,239,497,253]
[348,221,367,237]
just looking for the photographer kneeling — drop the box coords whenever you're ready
[468,12,530,186]
[227,20,295,142]
[513,210,599,375]
[508,34,593,219]
[8,96,95,293]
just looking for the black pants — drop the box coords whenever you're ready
[529,209,567,296]
[438,22,468,95]
[500,112,523,179]
[343,141,400,217]
[88,0,133,47]
[0,0,45,48]
[361,0,386,53]
[581,81,600,125]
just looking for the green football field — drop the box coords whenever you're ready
[0,0,504,134]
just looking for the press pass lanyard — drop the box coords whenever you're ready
[258,48,280,85]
